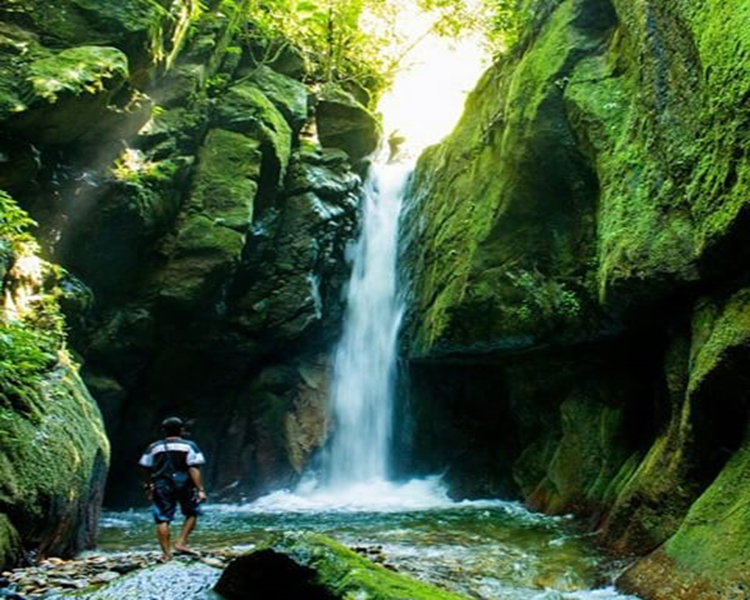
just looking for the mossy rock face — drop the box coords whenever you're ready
[401,0,612,359]
[1,43,131,144]
[315,89,380,162]
[618,439,750,599]
[230,144,359,348]
[213,81,293,187]
[0,514,22,569]
[190,128,262,232]
[403,0,750,358]
[615,288,750,595]
[215,534,470,600]
[155,214,246,312]
[0,0,192,70]
[0,361,109,566]
[245,65,309,131]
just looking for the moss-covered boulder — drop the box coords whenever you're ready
[155,214,246,312]
[618,439,750,599]
[1,189,110,567]
[0,514,22,568]
[215,534,470,600]
[1,43,131,144]
[0,0,194,71]
[315,89,380,161]
[214,81,292,187]
[190,128,262,231]
[0,360,109,565]
[245,65,309,131]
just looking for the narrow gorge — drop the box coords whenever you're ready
[0,0,748,599]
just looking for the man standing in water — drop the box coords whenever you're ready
[139,417,207,561]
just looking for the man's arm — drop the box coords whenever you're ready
[188,467,206,503]
[139,445,155,500]
[141,466,154,500]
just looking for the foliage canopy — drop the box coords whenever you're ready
[217,0,522,100]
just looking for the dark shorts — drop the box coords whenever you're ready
[152,480,202,524]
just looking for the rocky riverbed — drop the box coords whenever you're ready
[0,543,401,600]
[0,551,231,599]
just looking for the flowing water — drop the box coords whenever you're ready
[80,155,643,600]
[96,497,639,600]
[321,161,411,487]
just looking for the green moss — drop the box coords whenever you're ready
[0,514,21,570]
[245,65,308,130]
[155,214,245,311]
[0,0,196,67]
[688,288,750,397]
[269,534,470,600]
[190,128,262,232]
[0,359,109,559]
[663,438,750,583]
[27,45,128,103]
[542,391,632,513]
[403,0,609,357]
[214,82,292,185]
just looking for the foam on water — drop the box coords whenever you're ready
[214,475,520,514]
[532,588,641,600]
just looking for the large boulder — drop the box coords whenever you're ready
[215,534,470,600]
[315,89,380,161]
[245,65,309,131]
[0,0,193,71]
[1,43,132,145]
[214,82,293,188]
[0,361,109,567]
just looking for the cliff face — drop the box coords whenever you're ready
[1,190,109,567]
[401,0,750,596]
[0,0,378,511]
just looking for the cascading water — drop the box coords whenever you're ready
[322,160,412,488]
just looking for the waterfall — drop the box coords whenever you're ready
[322,160,412,488]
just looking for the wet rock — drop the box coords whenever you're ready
[155,214,246,313]
[315,89,380,162]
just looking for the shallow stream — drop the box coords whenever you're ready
[97,481,640,600]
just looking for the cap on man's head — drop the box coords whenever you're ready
[161,417,184,436]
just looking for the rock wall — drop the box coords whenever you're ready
[1,191,109,567]
[0,0,379,510]
[401,0,750,596]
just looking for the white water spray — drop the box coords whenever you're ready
[322,161,412,488]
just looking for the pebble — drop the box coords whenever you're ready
[2,550,235,599]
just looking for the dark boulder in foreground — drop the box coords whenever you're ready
[214,534,469,600]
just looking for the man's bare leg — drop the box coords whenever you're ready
[156,522,172,561]
[174,516,200,556]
